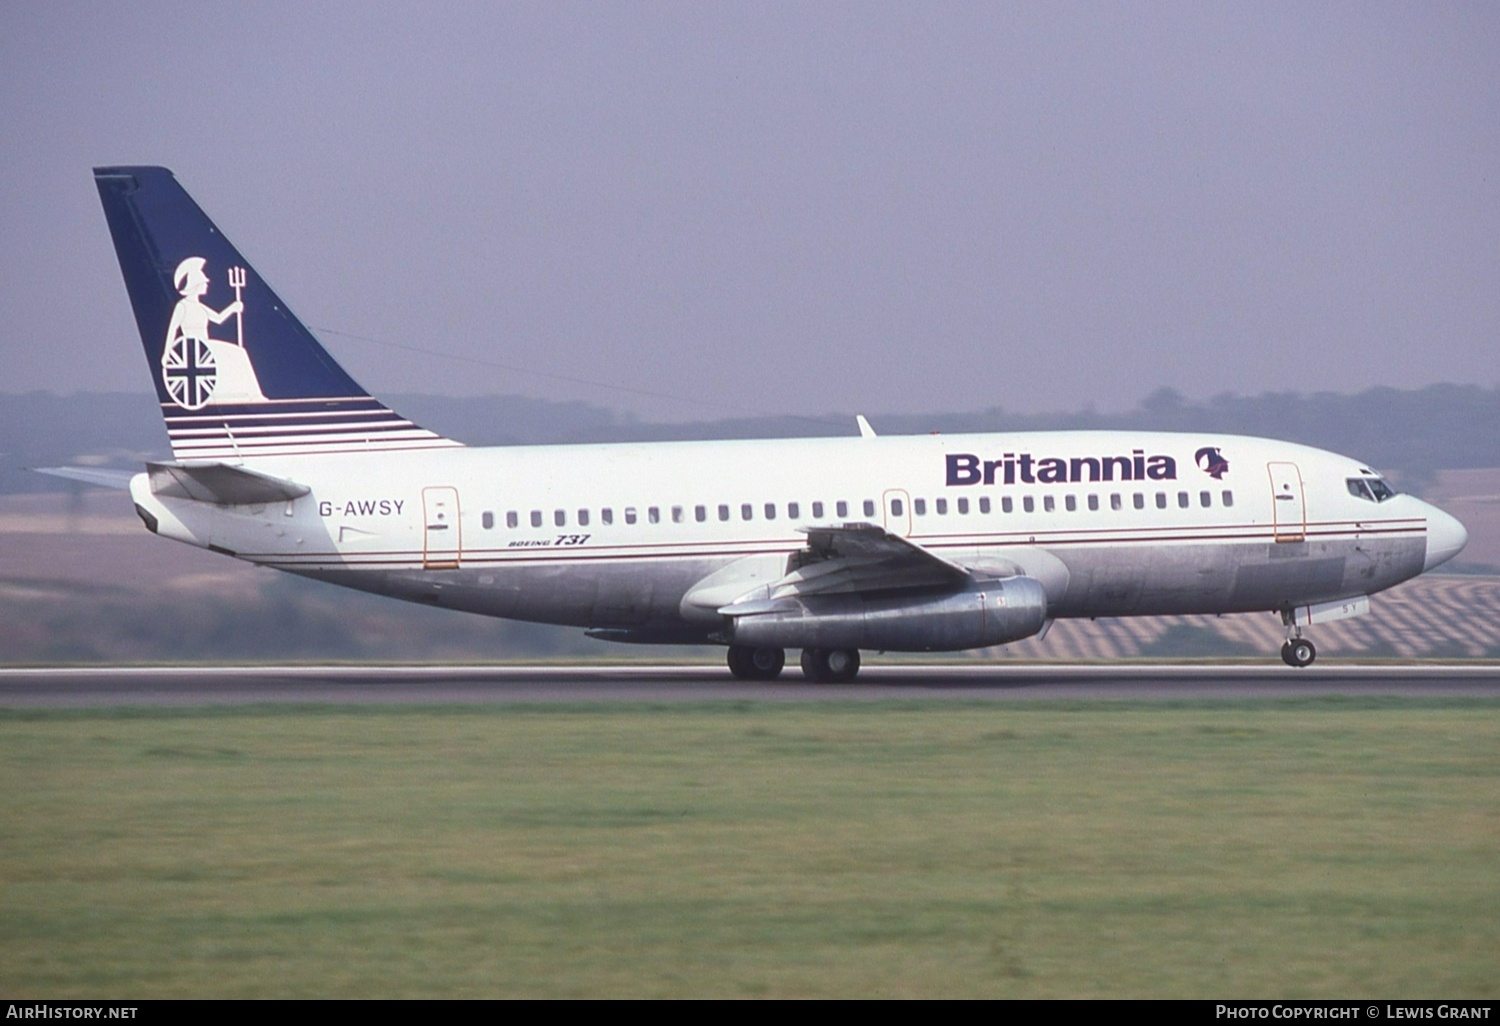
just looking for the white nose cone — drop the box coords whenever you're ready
[1423,507,1469,572]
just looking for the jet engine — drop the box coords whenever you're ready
[722,576,1048,652]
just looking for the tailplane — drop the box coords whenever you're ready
[94,166,460,461]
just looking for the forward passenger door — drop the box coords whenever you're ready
[1267,462,1306,543]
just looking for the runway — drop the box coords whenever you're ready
[1,662,1498,706]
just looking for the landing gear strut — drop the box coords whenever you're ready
[800,647,861,683]
[727,645,785,680]
[1280,636,1316,668]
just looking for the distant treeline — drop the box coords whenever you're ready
[5,384,1498,493]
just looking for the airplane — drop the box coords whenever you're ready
[50,165,1469,680]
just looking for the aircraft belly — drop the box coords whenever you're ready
[1052,535,1425,617]
[291,535,1424,631]
[1228,554,1346,610]
[1059,545,1235,617]
[300,558,726,629]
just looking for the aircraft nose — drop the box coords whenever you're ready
[1423,505,1469,572]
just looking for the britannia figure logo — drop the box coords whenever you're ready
[161,257,266,409]
[1195,446,1230,479]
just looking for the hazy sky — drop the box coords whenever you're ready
[2,2,1496,421]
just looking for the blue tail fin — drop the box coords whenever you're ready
[94,166,459,460]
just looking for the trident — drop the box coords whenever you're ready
[228,266,247,346]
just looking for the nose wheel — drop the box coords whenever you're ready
[1281,637,1316,668]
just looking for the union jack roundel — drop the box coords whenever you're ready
[162,337,217,410]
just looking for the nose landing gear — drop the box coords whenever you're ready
[1280,636,1316,668]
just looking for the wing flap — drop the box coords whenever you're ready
[717,522,970,612]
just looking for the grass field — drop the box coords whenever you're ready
[1,698,1496,998]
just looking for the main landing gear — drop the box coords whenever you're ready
[800,647,861,683]
[1280,635,1317,668]
[726,644,785,680]
[725,645,863,682]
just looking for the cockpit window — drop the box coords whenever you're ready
[1347,476,1398,502]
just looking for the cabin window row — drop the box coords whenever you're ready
[480,500,870,531]
[892,490,1236,516]
[476,490,1236,530]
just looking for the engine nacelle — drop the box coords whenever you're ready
[723,576,1049,652]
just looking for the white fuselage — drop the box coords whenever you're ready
[129,430,1460,644]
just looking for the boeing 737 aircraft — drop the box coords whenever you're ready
[57,166,1468,680]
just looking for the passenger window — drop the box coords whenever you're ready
[863,500,876,517]
[1222,491,1234,507]
[555,509,566,527]
[718,504,730,521]
[672,506,684,524]
[764,503,776,520]
[482,511,494,530]
[812,501,824,518]
[836,500,849,518]
[1001,497,1013,514]
[1133,494,1145,510]
[1042,496,1054,513]
[578,509,590,526]
[1087,494,1099,511]
[936,498,947,515]
[648,507,660,524]
[1155,493,1167,510]
[531,510,543,528]
[601,508,613,525]
[957,497,969,515]
[1200,491,1211,508]
[506,511,519,529]
[891,498,904,517]
[624,507,637,525]
[695,505,706,523]
[914,498,927,516]
[979,497,991,514]
[1176,492,1188,509]
[1023,496,1035,513]
[742,503,753,521]
[788,502,800,519]
[1065,495,1076,512]
[1111,494,1122,511]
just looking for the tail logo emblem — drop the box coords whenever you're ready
[162,257,266,409]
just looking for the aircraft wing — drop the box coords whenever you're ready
[735,522,969,609]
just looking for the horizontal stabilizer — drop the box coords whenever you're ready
[146,461,310,505]
[32,466,136,490]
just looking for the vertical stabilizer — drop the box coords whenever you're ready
[94,166,460,460]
